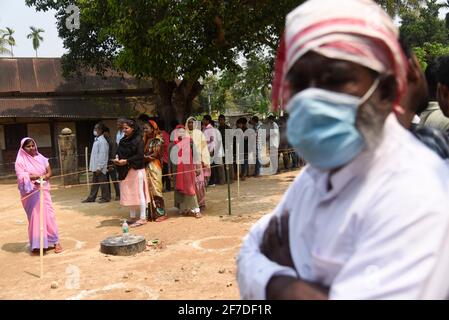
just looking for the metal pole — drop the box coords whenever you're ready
[226,164,231,216]
[85,147,90,192]
[38,178,44,279]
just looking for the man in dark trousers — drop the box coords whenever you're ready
[218,114,233,183]
[103,126,120,200]
[82,123,111,203]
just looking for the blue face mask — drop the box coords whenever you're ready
[286,79,379,170]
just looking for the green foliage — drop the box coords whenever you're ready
[198,51,272,115]
[396,0,449,70]
[376,0,421,16]
[2,27,15,57]
[400,0,449,48]
[0,29,11,56]
[26,0,299,123]
[414,42,449,70]
[27,26,44,57]
[26,0,299,80]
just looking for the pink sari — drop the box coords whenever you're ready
[15,137,59,250]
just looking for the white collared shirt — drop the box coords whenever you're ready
[237,114,449,300]
[203,123,217,155]
[89,134,109,174]
[116,130,125,145]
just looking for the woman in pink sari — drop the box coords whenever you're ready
[15,138,62,254]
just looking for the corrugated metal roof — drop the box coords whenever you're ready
[17,59,38,92]
[0,59,20,92]
[0,96,156,119]
[0,58,153,94]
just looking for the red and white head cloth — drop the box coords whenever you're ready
[271,0,408,111]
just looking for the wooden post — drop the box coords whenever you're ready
[236,142,240,199]
[37,177,45,279]
[85,147,89,192]
[226,164,231,216]
[58,146,64,185]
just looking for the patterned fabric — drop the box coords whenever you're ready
[272,0,407,110]
[412,126,449,160]
[144,121,166,219]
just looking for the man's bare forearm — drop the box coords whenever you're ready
[266,276,329,300]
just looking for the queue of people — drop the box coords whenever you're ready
[14,110,293,252]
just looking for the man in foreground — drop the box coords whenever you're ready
[237,0,449,300]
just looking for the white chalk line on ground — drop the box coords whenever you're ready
[66,282,159,300]
[190,236,243,253]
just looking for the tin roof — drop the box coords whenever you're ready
[0,95,156,119]
[0,58,152,94]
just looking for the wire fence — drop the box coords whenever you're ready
[17,149,304,218]
[0,147,299,177]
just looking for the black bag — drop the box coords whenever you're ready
[116,164,130,181]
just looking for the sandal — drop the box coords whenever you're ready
[195,212,202,219]
[126,218,138,224]
[130,219,147,228]
[30,249,41,256]
[155,216,168,222]
[54,244,63,254]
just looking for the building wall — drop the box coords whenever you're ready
[103,119,118,140]
[56,122,77,135]
[0,125,4,166]
[0,118,149,175]
[28,123,52,148]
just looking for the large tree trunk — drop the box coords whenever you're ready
[154,78,203,130]
[154,79,176,128]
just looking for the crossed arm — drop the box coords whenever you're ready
[261,213,329,300]
[238,209,329,300]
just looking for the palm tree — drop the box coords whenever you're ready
[27,26,44,58]
[3,27,15,57]
[0,29,11,56]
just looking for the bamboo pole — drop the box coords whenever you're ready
[85,147,89,192]
[236,143,240,199]
[58,145,64,185]
[37,177,45,279]
[226,164,231,216]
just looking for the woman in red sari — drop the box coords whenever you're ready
[170,125,202,218]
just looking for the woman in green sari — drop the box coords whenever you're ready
[143,120,167,222]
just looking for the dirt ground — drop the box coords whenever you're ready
[0,169,299,300]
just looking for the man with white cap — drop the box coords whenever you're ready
[237,0,449,300]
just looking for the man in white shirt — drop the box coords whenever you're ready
[116,118,126,145]
[237,0,449,300]
[203,115,225,185]
[82,123,110,203]
[266,114,280,175]
[250,116,263,177]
